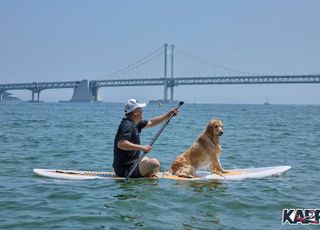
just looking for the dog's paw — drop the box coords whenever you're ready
[213,169,228,174]
[178,173,193,178]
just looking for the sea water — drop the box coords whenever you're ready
[0,102,319,229]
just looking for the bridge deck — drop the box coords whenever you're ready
[0,75,319,102]
[1,75,319,91]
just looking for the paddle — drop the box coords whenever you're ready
[125,101,184,182]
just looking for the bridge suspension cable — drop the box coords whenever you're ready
[174,47,260,77]
[98,45,164,80]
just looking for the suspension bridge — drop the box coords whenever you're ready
[0,43,319,102]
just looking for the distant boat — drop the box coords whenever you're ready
[149,99,179,105]
[264,97,271,105]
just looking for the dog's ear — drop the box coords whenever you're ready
[205,120,216,139]
[209,120,220,129]
[210,120,223,129]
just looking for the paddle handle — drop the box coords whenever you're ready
[125,101,184,181]
[149,101,183,146]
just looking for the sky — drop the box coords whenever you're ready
[0,0,319,104]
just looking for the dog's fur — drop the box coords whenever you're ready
[169,119,226,178]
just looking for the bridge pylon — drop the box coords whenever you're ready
[30,89,41,102]
[163,43,168,101]
[162,43,176,102]
[89,81,101,101]
[71,80,94,101]
[170,44,175,101]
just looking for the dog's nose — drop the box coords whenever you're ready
[219,131,224,136]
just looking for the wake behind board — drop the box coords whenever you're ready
[33,166,291,181]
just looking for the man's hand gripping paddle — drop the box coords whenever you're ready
[125,101,184,182]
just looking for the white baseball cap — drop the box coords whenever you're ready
[124,98,147,114]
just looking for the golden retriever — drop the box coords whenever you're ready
[169,119,226,178]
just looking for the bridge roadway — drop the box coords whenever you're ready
[0,75,319,102]
[0,81,80,102]
[92,74,320,87]
[0,81,79,90]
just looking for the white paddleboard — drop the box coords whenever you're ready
[33,166,291,181]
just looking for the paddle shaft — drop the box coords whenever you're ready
[125,101,184,181]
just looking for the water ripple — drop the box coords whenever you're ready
[0,103,319,229]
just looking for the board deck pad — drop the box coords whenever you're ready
[33,166,291,181]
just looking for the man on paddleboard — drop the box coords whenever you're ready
[113,98,178,178]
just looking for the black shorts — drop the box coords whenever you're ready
[114,164,142,178]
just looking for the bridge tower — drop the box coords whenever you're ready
[163,43,168,101]
[169,44,175,101]
[163,43,175,102]
[0,91,3,102]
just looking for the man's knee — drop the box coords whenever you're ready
[139,158,160,171]
[148,158,160,169]
[139,158,161,176]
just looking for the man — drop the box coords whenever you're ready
[113,98,179,178]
